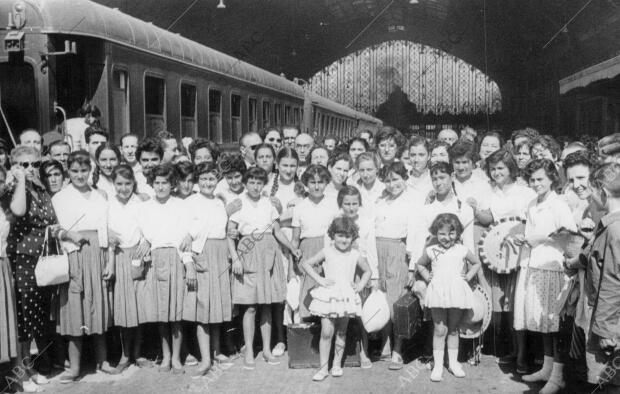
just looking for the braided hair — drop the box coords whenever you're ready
[270,147,300,197]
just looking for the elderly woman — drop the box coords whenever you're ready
[4,145,59,388]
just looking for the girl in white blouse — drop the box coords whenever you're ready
[107,164,149,371]
[374,162,422,370]
[136,164,192,374]
[227,167,300,369]
[53,151,114,381]
[513,159,576,391]
[92,143,121,198]
[292,165,340,319]
[475,149,536,371]
[183,163,232,376]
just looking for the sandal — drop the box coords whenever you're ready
[263,355,281,365]
[388,354,404,371]
[243,359,256,370]
[58,373,80,384]
[360,359,373,369]
[192,364,211,378]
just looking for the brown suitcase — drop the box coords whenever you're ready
[393,292,422,339]
[287,320,361,369]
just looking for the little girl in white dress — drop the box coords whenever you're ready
[417,213,481,383]
[301,216,371,381]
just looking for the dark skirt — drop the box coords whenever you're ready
[10,253,52,341]
[232,235,285,305]
[183,239,232,324]
[113,245,140,328]
[483,265,518,313]
[376,238,408,319]
[0,257,17,362]
[298,236,324,319]
[55,231,112,336]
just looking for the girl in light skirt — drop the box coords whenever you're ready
[108,164,149,371]
[291,165,339,319]
[512,159,577,393]
[136,164,193,374]
[228,167,301,369]
[52,151,115,382]
[183,162,232,376]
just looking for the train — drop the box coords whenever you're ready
[0,0,382,150]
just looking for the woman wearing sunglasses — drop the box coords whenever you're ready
[4,145,60,391]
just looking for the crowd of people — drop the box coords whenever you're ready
[0,118,619,393]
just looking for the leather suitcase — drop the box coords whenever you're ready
[393,292,422,339]
[287,320,361,369]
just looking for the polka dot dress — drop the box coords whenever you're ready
[6,185,56,341]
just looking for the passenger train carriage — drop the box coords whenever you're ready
[0,0,381,149]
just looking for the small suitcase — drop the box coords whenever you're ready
[287,320,361,369]
[393,292,422,339]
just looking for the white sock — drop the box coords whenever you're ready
[431,350,444,381]
[547,363,565,386]
[523,356,553,382]
[448,348,465,377]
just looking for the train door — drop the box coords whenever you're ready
[0,62,38,142]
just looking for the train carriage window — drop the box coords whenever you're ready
[231,93,242,142]
[112,70,130,137]
[293,107,300,125]
[180,83,197,138]
[274,103,282,126]
[144,75,166,134]
[0,63,38,137]
[249,97,258,132]
[262,101,271,128]
[284,105,291,124]
[209,89,222,143]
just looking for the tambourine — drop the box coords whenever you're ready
[478,216,526,274]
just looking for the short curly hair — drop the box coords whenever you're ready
[523,158,561,190]
[242,166,269,185]
[563,150,595,172]
[449,140,479,163]
[327,216,359,241]
[301,164,331,185]
[485,148,519,182]
[149,163,178,187]
[379,161,409,181]
[429,213,464,238]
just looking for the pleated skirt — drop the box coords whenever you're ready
[0,258,18,362]
[513,266,566,333]
[183,239,232,324]
[232,235,285,305]
[376,238,408,319]
[56,231,112,336]
[137,247,185,323]
[113,245,140,328]
[298,236,324,319]
[483,265,519,312]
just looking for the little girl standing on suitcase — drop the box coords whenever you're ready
[416,213,481,382]
[301,216,371,381]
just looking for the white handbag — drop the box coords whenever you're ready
[34,227,69,286]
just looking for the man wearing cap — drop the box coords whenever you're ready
[437,128,458,146]
[583,162,620,389]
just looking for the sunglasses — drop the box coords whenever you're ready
[16,161,41,169]
[267,138,282,143]
[249,144,261,150]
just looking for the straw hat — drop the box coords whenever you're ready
[459,284,492,339]
[362,290,390,333]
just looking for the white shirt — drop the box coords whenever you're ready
[292,196,339,239]
[229,193,280,237]
[214,179,244,205]
[185,193,228,253]
[137,196,191,259]
[135,171,155,198]
[374,189,422,240]
[108,194,143,248]
[96,176,116,199]
[488,182,537,220]
[453,174,492,210]
[407,170,433,199]
[523,191,577,271]
[356,179,385,210]
[52,185,108,253]
[65,117,88,151]
[407,195,475,268]
[324,182,342,202]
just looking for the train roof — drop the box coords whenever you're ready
[14,0,305,98]
[5,0,381,125]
